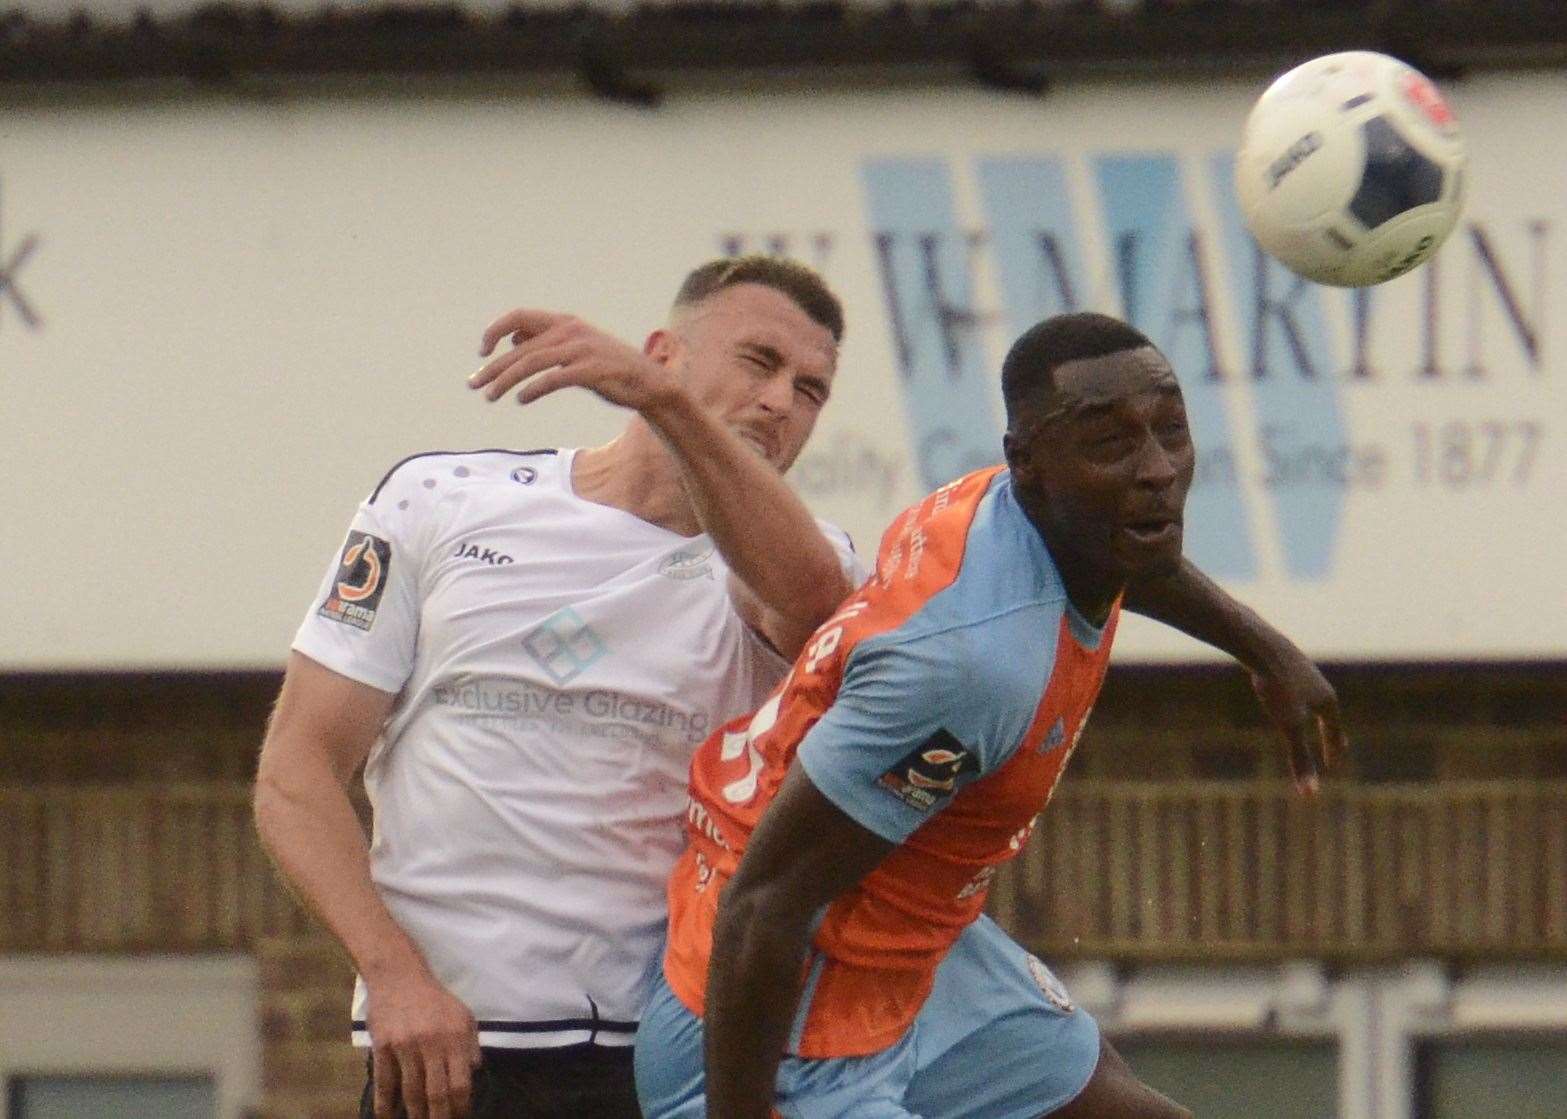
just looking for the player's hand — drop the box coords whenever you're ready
[470,309,677,412]
[366,970,482,1119]
[1246,648,1347,794]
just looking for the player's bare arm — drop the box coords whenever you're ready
[705,762,896,1119]
[471,307,851,656]
[255,652,481,1119]
[1124,557,1347,790]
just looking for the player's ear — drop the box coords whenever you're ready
[1003,428,1031,480]
[644,328,679,366]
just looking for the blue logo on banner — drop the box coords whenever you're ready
[1205,153,1346,578]
[859,151,1350,581]
[861,160,1002,489]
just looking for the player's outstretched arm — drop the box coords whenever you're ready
[1123,557,1347,791]
[645,381,853,657]
[254,652,481,1119]
[705,763,896,1119]
[471,309,852,657]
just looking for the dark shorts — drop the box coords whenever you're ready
[361,1043,641,1119]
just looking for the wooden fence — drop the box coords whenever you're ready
[2,782,1565,960]
[0,785,312,952]
[992,781,1567,961]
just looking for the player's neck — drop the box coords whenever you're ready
[1015,490,1121,625]
[571,423,703,537]
[1052,559,1121,629]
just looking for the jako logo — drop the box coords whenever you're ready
[453,541,514,565]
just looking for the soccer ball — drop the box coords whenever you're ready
[1235,51,1466,287]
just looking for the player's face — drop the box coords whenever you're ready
[667,284,838,472]
[1016,346,1195,582]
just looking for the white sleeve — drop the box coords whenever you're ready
[817,518,870,588]
[290,482,429,695]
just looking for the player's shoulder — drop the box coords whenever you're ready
[867,467,1005,591]
[851,594,1063,690]
[941,471,1070,619]
[871,472,1062,632]
[850,473,1071,678]
[365,447,564,508]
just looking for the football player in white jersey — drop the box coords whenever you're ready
[258,258,863,1119]
[255,256,1343,1119]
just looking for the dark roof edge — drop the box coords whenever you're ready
[2,3,1565,91]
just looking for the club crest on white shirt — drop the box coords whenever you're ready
[659,545,715,581]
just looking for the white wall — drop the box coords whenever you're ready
[2,76,1561,667]
[0,956,259,1119]
[1066,959,1567,1119]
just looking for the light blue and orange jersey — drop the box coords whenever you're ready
[663,466,1120,1059]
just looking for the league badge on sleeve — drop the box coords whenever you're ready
[878,729,979,811]
[318,531,392,631]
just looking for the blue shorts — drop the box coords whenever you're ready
[635,915,1101,1119]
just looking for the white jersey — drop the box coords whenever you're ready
[292,448,861,1049]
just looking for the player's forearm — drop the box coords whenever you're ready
[704,888,813,1119]
[253,741,429,986]
[642,388,850,627]
[1123,557,1295,672]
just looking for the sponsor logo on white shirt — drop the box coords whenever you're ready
[432,679,713,747]
[521,607,607,685]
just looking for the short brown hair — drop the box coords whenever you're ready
[673,255,844,342]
